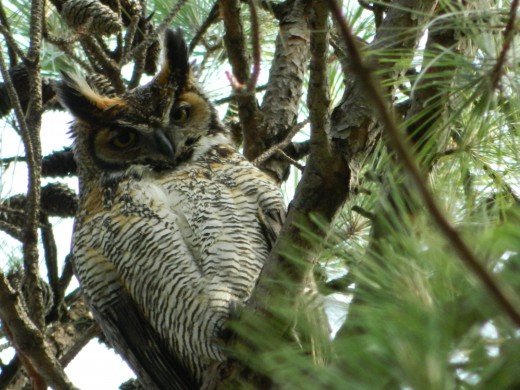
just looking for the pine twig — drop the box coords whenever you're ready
[214,84,267,105]
[277,150,305,171]
[253,119,309,166]
[490,0,519,92]
[120,0,188,66]
[188,1,220,54]
[0,25,24,65]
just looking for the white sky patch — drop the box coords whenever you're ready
[65,340,135,389]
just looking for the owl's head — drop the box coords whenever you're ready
[58,29,229,178]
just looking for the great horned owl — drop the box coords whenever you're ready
[58,29,285,389]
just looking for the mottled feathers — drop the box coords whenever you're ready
[58,29,285,389]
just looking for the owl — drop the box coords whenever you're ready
[58,29,285,389]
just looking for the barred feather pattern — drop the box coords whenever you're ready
[61,0,122,35]
[86,73,117,97]
[72,143,285,385]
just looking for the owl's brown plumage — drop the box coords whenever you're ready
[58,29,285,389]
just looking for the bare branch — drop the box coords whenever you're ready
[490,0,519,92]
[276,150,305,171]
[26,0,46,331]
[43,25,92,72]
[253,119,309,166]
[0,273,77,389]
[213,84,267,106]
[40,216,59,315]
[121,0,188,67]
[0,220,22,241]
[81,36,125,92]
[188,1,220,54]
[121,16,140,63]
[0,25,23,66]
[221,0,261,158]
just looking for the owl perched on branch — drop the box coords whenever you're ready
[58,29,285,389]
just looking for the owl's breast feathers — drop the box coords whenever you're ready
[72,143,285,389]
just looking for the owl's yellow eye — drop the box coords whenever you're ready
[171,104,191,124]
[111,131,138,149]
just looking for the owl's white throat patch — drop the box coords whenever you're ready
[190,133,232,161]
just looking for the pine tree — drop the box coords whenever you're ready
[0,0,519,388]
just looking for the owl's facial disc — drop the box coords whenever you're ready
[92,127,175,169]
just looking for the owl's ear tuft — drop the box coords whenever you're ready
[156,28,189,91]
[57,72,126,122]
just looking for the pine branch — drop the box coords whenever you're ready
[188,1,220,54]
[327,0,520,328]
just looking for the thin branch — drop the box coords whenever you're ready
[490,0,519,92]
[0,220,22,241]
[59,324,100,367]
[221,0,250,84]
[245,0,261,92]
[351,205,375,220]
[0,3,18,65]
[287,139,311,161]
[188,1,220,54]
[121,0,188,66]
[214,3,350,385]
[277,150,305,171]
[127,32,147,89]
[81,36,125,93]
[120,15,140,66]
[0,25,24,65]
[254,0,310,180]
[253,119,309,166]
[56,255,74,308]
[0,273,77,389]
[44,29,92,72]
[327,0,520,327]
[221,0,262,162]
[40,216,59,312]
[213,84,267,105]
[155,0,188,35]
[251,0,344,346]
[0,14,45,331]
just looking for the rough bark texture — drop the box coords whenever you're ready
[253,0,311,182]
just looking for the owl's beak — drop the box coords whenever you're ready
[154,129,175,159]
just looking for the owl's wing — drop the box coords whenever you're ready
[77,254,197,390]
[258,204,285,251]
